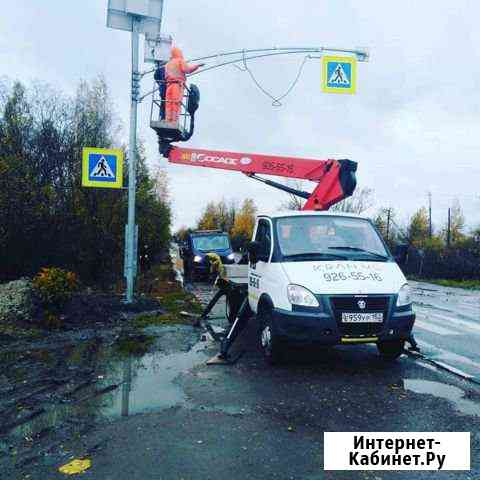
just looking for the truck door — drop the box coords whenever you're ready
[249,218,274,312]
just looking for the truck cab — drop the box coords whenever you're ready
[247,211,415,363]
[181,230,235,280]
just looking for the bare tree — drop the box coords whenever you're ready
[442,198,466,244]
[152,164,170,204]
[279,179,308,210]
[330,187,374,214]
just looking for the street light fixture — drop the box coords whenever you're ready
[107,0,163,35]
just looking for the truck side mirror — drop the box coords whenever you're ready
[247,241,260,265]
[394,244,409,265]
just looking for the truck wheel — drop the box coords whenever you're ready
[377,340,405,361]
[259,313,283,365]
[226,297,235,324]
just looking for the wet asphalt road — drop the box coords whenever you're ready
[9,279,477,480]
[410,281,480,382]
[2,265,479,479]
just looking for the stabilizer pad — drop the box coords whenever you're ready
[206,354,230,365]
[206,351,245,366]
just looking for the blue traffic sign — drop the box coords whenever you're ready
[82,147,124,189]
[322,55,357,94]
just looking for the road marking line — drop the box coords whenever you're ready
[419,311,480,334]
[415,306,480,333]
[413,303,479,317]
[408,351,479,385]
[414,318,460,336]
[432,361,475,379]
[415,355,475,381]
[416,339,480,372]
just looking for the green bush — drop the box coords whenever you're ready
[32,267,79,308]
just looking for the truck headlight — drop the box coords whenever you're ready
[193,255,202,263]
[287,284,319,307]
[227,253,235,260]
[397,284,412,307]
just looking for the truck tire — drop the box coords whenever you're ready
[259,312,283,365]
[225,296,235,324]
[377,340,405,361]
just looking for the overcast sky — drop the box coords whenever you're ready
[2,1,479,232]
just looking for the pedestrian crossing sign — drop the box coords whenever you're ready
[322,55,357,94]
[82,147,124,189]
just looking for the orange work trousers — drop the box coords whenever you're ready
[165,82,184,123]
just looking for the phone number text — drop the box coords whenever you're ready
[323,272,383,282]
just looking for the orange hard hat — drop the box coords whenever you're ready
[171,47,184,59]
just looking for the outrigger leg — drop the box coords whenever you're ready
[195,288,226,341]
[219,297,250,359]
[407,333,419,352]
[206,295,249,366]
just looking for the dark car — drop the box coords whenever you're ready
[180,230,235,280]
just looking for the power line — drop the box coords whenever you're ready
[238,50,310,106]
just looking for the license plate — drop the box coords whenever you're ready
[341,312,383,323]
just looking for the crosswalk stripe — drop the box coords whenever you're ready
[414,318,460,336]
[415,308,480,334]
[413,303,479,317]
[427,312,480,334]
[416,339,480,375]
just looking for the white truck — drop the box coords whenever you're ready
[160,144,414,364]
[245,210,415,363]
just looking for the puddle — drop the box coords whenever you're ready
[404,379,480,417]
[6,339,210,442]
[102,341,208,417]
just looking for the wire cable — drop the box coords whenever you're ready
[239,50,310,107]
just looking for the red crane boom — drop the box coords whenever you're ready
[167,146,357,210]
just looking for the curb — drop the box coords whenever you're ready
[406,349,480,387]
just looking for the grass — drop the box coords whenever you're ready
[131,290,202,329]
[132,311,188,328]
[114,333,156,357]
[409,277,480,290]
[136,262,203,318]
[0,322,43,340]
[124,260,203,346]
[113,260,203,357]
[0,261,201,345]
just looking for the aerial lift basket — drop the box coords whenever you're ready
[150,78,200,155]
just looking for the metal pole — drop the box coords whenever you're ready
[447,207,451,247]
[386,208,391,242]
[125,18,140,303]
[428,192,432,238]
[121,357,132,417]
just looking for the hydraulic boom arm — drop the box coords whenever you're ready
[167,146,357,210]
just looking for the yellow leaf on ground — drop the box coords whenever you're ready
[58,458,91,475]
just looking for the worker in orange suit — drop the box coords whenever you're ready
[165,47,203,124]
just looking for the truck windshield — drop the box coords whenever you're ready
[276,216,389,261]
[192,235,230,251]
